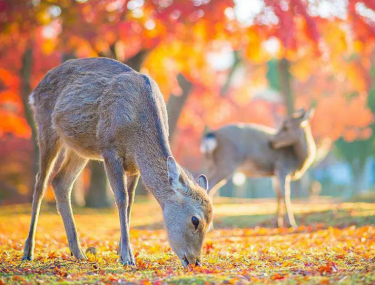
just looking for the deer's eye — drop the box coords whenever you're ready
[191,216,199,230]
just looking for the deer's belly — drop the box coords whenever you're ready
[61,135,102,160]
[52,105,102,160]
[238,161,273,177]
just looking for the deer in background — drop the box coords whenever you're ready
[201,109,316,228]
[23,57,213,267]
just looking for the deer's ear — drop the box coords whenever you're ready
[292,108,305,119]
[196,174,208,192]
[167,156,181,190]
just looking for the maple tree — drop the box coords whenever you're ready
[173,0,375,170]
[1,3,375,284]
[1,0,375,201]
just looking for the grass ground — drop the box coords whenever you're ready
[1,197,375,284]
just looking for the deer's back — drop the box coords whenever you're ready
[32,58,132,110]
[31,58,166,161]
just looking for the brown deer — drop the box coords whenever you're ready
[23,57,213,267]
[201,109,315,227]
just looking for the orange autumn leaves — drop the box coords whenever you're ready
[1,201,375,284]
[0,69,31,139]
[312,93,373,142]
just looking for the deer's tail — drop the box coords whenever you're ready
[200,132,217,154]
[29,92,35,112]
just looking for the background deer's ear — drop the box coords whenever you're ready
[300,108,315,127]
[196,174,208,192]
[305,108,315,120]
[167,156,181,190]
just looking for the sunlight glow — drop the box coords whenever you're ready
[234,0,264,25]
[48,6,61,17]
[145,19,156,30]
[42,25,56,39]
[233,172,246,186]
[207,47,234,71]
[127,0,144,10]
[356,2,375,25]
[235,0,349,24]
[262,37,280,55]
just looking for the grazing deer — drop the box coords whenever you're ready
[201,109,315,227]
[23,57,213,267]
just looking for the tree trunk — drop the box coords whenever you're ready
[20,47,38,202]
[220,50,241,97]
[166,74,193,140]
[351,158,367,196]
[125,49,150,71]
[85,161,113,208]
[62,52,76,62]
[278,58,294,115]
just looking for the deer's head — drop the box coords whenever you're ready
[272,108,314,149]
[163,157,213,267]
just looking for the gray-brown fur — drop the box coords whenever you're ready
[23,57,213,267]
[201,109,315,227]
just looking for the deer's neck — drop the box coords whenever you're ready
[134,131,174,209]
[134,82,177,208]
[293,125,316,172]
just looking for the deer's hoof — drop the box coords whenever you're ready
[121,260,135,266]
[120,256,136,266]
[286,220,298,229]
[76,251,88,260]
[21,254,33,261]
[119,249,135,266]
[71,246,87,260]
[22,241,34,261]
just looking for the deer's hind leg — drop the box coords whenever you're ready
[23,132,61,261]
[207,164,237,198]
[206,145,238,198]
[51,150,88,259]
[272,176,285,228]
[117,174,140,264]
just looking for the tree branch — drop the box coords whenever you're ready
[220,50,241,97]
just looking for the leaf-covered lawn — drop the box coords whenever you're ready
[1,197,375,284]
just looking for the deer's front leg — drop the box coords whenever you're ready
[283,177,297,228]
[103,151,134,265]
[275,171,297,228]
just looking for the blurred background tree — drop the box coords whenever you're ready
[1,0,375,205]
